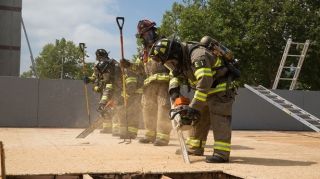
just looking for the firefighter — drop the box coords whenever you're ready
[83,49,122,136]
[118,57,144,139]
[149,36,239,163]
[120,19,172,146]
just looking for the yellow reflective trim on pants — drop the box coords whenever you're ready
[106,84,113,89]
[194,90,208,102]
[146,130,156,137]
[214,141,231,152]
[157,132,170,141]
[187,139,206,148]
[215,141,231,146]
[128,127,138,133]
[112,123,120,129]
[144,73,170,85]
[188,139,201,147]
[201,141,206,148]
[135,88,143,94]
[125,77,137,84]
[214,146,231,152]
[194,68,213,80]
[185,137,195,145]
[103,122,112,128]
[119,126,138,133]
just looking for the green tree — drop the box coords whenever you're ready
[21,38,93,80]
[160,0,320,90]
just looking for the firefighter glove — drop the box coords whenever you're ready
[120,58,131,68]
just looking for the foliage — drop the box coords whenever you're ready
[21,38,93,79]
[160,0,320,90]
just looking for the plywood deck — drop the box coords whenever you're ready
[0,128,319,178]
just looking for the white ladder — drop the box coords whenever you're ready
[272,38,310,90]
[245,84,320,132]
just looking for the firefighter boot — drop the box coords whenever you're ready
[100,128,112,134]
[100,122,112,134]
[205,154,229,163]
[112,124,120,136]
[175,147,204,156]
[120,132,137,140]
[139,137,155,144]
[153,139,169,146]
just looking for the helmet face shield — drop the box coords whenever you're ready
[141,30,157,46]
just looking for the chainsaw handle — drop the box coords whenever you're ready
[169,107,188,120]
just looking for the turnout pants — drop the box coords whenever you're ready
[119,93,142,138]
[188,91,235,160]
[141,82,172,143]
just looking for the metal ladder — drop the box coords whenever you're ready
[272,38,310,90]
[245,84,320,132]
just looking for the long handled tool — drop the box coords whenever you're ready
[76,43,93,138]
[116,17,130,144]
[0,141,6,179]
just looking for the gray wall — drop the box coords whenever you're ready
[0,76,319,131]
[0,0,22,76]
[232,88,315,131]
[0,77,100,128]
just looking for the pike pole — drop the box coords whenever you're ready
[116,17,130,144]
[79,43,91,126]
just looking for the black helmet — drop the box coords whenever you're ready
[95,49,109,58]
[149,36,182,64]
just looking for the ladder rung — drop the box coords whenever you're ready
[260,91,271,94]
[281,104,293,108]
[309,120,320,124]
[255,87,265,91]
[283,66,299,69]
[291,42,305,45]
[287,108,300,113]
[279,78,294,80]
[298,114,310,118]
[287,55,303,57]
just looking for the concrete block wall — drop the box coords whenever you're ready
[0,76,319,131]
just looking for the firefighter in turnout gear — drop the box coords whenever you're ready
[121,19,172,146]
[118,57,144,139]
[149,35,239,163]
[83,49,122,135]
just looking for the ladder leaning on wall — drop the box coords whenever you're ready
[272,38,310,90]
[245,84,320,132]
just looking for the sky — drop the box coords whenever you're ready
[20,0,183,74]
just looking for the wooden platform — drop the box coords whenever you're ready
[0,128,319,178]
